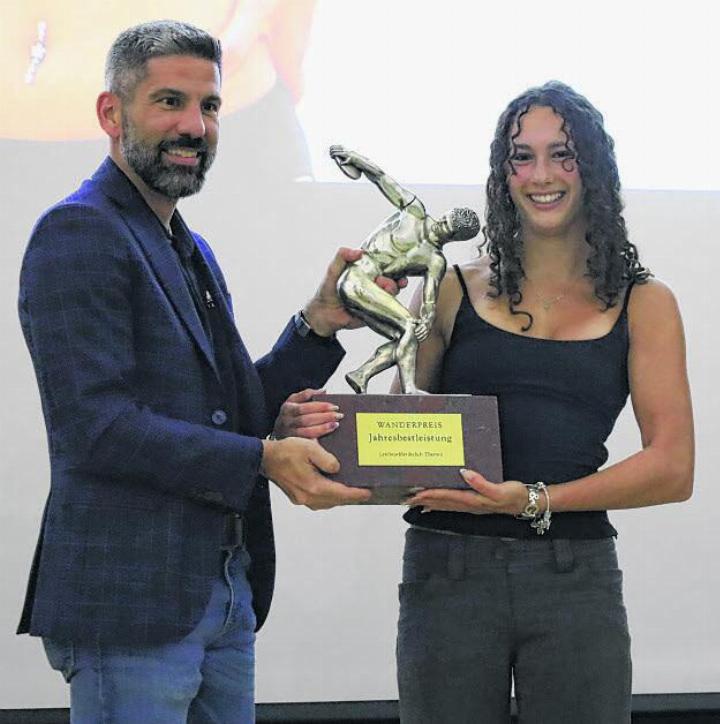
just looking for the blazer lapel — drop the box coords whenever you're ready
[92,159,220,380]
[187,238,268,436]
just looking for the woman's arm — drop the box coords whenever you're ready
[550,278,694,510]
[407,279,695,514]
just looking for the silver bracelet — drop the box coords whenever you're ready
[517,482,552,535]
[530,482,552,535]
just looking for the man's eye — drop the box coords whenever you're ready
[203,102,220,114]
[160,97,180,108]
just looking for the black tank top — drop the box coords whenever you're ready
[404,266,633,539]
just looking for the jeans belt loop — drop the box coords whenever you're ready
[551,538,574,573]
[447,537,466,581]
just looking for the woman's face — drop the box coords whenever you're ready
[506,105,585,241]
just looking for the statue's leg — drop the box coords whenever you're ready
[394,325,422,394]
[339,269,414,336]
[339,269,419,392]
[345,341,396,393]
[338,269,418,392]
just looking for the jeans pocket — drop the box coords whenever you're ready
[42,638,76,683]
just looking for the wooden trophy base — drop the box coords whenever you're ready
[314,393,503,505]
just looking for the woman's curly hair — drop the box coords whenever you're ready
[483,81,650,329]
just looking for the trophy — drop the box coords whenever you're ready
[316,146,503,503]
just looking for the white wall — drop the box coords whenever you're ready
[2,177,718,706]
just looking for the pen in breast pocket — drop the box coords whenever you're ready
[205,290,215,309]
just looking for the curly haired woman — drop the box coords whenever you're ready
[394,81,694,723]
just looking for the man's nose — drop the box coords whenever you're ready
[176,105,206,139]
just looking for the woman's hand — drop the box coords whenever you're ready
[272,388,343,440]
[405,469,529,515]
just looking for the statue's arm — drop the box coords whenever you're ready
[419,252,448,327]
[329,145,426,219]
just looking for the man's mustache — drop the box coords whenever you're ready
[159,136,208,153]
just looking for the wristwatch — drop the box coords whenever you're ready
[293,309,314,338]
[293,309,336,340]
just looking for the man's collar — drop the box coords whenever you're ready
[92,157,175,228]
[92,157,194,257]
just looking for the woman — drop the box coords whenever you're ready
[393,81,694,723]
[276,81,694,722]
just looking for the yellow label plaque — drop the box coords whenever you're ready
[356,413,465,467]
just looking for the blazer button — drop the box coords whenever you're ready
[211,409,228,426]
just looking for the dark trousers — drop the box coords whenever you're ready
[397,528,631,724]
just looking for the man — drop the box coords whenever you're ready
[18,21,375,722]
[330,145,479,393]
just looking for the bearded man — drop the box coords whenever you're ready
[17,20,375,722]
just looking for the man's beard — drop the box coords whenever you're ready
[120,115,216,199]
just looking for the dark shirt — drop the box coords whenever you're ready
[168,216,214,346]
[405,268,634,539]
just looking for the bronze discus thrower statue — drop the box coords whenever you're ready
[331,145,480,394]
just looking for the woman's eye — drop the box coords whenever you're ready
[554,149,575,160]
[510,153,532,163]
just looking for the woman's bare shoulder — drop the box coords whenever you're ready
[627,277,680,318]
[626,277,684,346]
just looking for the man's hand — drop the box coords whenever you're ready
[261,437,370,510]
[303,247,407,337]
[273,388,342,439]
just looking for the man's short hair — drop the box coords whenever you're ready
[105,20,222,101]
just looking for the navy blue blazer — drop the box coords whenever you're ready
[18,158,344,645]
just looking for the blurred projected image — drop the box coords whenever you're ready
[3,1,718,190]
[296,1,719,190]
[2,0,316,185]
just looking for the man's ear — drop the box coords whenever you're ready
[97,91,122,139]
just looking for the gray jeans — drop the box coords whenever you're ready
[397,528,631,724]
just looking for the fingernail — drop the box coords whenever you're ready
[420,507,431,514]
[460,469,470,479]
[335,412,344,420]
[329,405,339,411]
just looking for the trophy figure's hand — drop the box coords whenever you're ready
[414,317,431,343]
[414,306,435,342]
[329,145,363,179]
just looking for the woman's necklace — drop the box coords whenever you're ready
[534,291,567,311]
